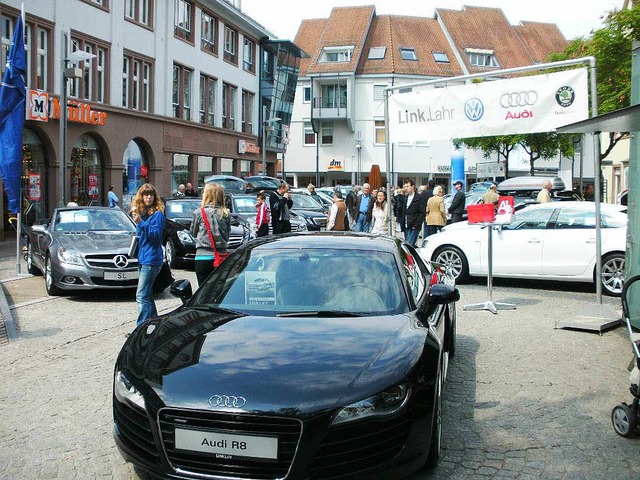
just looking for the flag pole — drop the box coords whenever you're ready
[15,3,25,276]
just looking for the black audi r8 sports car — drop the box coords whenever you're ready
[113,233,459,479]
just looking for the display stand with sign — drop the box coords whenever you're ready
[464,198,516,314]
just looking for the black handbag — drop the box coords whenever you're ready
[153,261,174,293]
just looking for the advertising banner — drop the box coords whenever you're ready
[88,173,99,199]
[388,68,588,142]
[28,173,41,201]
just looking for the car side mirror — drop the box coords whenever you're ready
[428,283,460,305]
[170,279,193,304]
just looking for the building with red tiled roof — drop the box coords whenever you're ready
[284,5,569,190]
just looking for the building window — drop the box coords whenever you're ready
[432,52,449,63]
[125,0,153,28]
[321,122,333,145]
[173,63,193,120]
[321,46,353,63]
[70,35,109,103]
[368,46,386,60]
[466,49,499,67]
[201,11,217,54]
[2,14,53,92]
[222,82,236,130]
[400,48,417,61]
[174,0,193,42]
[241,90,254,134]
[243,37,254,73]
[304,122,316,146]
[83,0,109,8]
[224,26,237,64]
[123,52,153,112]
[303,86,311,103]
[374,120,386,145]
[199,74,216,126]
[373,85,387,102]
[262,50,274,80]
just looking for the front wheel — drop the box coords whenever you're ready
[433,246,469,283]
[165,239,178,268]
[612,404,636,437]
[600,253,625,297]
[45,255,63,296]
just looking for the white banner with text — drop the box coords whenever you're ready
[388,68,588,142]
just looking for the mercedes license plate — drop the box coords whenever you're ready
[103,271,138,280]
[174,428,278,460]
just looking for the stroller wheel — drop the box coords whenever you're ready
[612,404,636,437]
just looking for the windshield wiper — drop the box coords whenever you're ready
[189,306,245,316]
[277,310,363,317]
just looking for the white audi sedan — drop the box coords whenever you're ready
[418,201,627,296]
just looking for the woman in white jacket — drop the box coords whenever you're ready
[370,190,388,235]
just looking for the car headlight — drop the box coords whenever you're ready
[56,247,83,266]
[331,384,409,426]
[177,229,194,244]
[114,369,146,411]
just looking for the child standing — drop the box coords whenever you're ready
[255,192,270,237]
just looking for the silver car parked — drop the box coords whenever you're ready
[27,206,139,296]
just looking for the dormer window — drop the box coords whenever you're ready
[321,46,354,63]
[368,46,386,60]
[400,48,417,61]
[466,48,499,67]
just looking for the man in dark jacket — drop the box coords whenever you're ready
[269,182,293,234]
[397,179,425,246]
[448,180,465,223]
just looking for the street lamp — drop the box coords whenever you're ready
[261,105,281,176]
[355,133,362,184]
[58,33,95,206]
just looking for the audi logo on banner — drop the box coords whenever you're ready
[209,395,247,408]
[499,91,538,108]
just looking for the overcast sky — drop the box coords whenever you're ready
[239,0,623,41]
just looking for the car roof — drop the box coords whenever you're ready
[244,232,402,254]
[497,176,565,191]
[522,200,626,214]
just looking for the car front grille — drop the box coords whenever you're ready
[91,277,139,286]
[308,412,411,479]
[228,233,244,249]
[85,253,138,269]
[113,399,160,463]
[158,409,302,479]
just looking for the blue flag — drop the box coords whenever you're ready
[0,14,26,214]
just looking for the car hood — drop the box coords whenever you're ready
[56,231,134,254]
[122,310,427,414]
[292,208,326,216]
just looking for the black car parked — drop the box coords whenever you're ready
[113,233,459,479]
[163,198,252,268]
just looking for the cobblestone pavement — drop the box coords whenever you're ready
[1,236,639,479]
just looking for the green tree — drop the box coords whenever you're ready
[518,133,574,176]
[548,3,640,159]
[453,135,521,178]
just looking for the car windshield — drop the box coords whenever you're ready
[233,196,259,214]
[54,209,135,233]
[189,248,408,316]
[291,194,324,209]
[246,177,280,190]
[165,200,200,219]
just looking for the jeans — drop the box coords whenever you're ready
[354,213,371,232]
[136,264,162,326]
[404,228,420,246]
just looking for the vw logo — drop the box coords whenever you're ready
[500,91,538,108]
[464,98,484,121]
[209,395,247,408]
[113,255,129,268]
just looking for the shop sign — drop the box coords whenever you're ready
[437,165,451,172]
[28,173,41,201]
[238,140,260,154]
[26,89,108,126]
[477,162,505,177]
[88,174,99,199]
[327,159,343,171]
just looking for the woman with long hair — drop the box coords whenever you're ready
[370,190,389,235]
[190,183,231,286]
[130,183,166,326]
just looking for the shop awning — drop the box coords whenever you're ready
[557,104,640,134]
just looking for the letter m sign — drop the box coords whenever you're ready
[27,89,49,122]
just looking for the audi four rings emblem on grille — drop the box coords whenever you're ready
[209,395,247,408]
[114,255,129,268]
[500,91,538,108]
